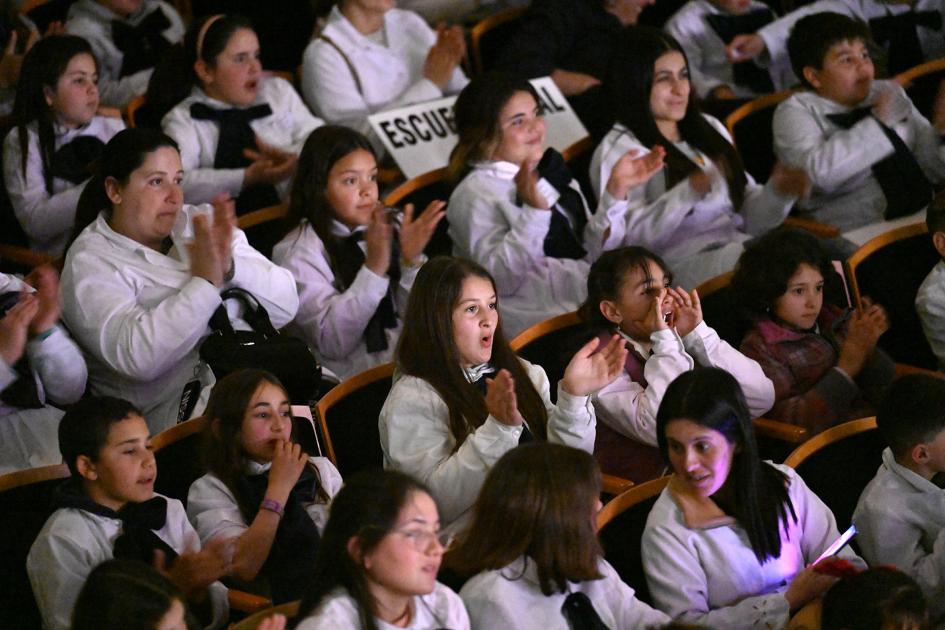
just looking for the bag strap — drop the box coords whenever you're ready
[208,288,279,337]
[318,34,365,99]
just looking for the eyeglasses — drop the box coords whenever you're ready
[395,527,455,552]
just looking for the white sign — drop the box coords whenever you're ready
[368,76,589,179]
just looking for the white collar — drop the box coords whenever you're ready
[463,363,495,383]
[472,160,520,181]
[882,447,944,494]
[615,328,651,358]
[245,459,272,475]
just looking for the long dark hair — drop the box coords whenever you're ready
[145,14,255,123]
[287,125,378,289]
[447,72,542,183]
[72,558,197,630]
[201,369,325,522]
[656,368,797,562]
[579,245,673,331]
[604,27,748,209]
[450,443,603,595]
[295,470,434,630]
[396,256,549,448]
[13,35,98,195]
[69,128,179,249]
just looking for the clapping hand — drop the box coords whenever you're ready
[605,146,666,200]
[485,369,524,427]
[561,334,628,397]
[667,287,702,337]
[398,200,446,266]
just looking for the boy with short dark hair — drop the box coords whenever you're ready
[772,12,945,232]
[853,374,945,624]
[27,397,231,630]
[917,200,945,370]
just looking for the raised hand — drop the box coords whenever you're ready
[398,200,446,266]
[642,287,671,335]
[515,160,550,210]
[605,145,666,200]
[0,295,39,366]
[364,205,394,277]
[725,34,765,62]
[189,213,226,287]
[485,369,524,427]
[210,195,236,281]
[769,163,811,200]
[561,334,629,397]
[872,83,898,126]
[25,266,61,335]
[668,287,702,337]
[267,440,308,504]
[837,303,889,377]
[424,25,464,90]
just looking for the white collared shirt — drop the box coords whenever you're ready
[853,447,945,621]
[162,76,324,205]
[59,204,300,432]
[272,220,423,380]
[301,6,468,141]
[665,0,794,99]
[65,0,184,108]
[27,493,229,630]
[917,260,945,371]
[2,116,125,255]
[460,556,670,630]
[773,81,945,232]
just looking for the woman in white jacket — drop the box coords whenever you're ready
[60,128,299,432]
[379,256,627,536]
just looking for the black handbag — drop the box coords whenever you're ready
[200,288,322,403]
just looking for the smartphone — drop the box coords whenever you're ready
[813,524,857,564]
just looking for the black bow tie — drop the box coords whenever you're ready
[50,135,105,184]
[827,106,932,219]
[869,10,942,75]
[561,591,609,630]
[111,8,172,77]
[525,149,587,260]
[189,102,274,169]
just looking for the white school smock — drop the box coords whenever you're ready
[27,493,229,630]
[162,76,323,205]
[272,221,422,380]
[853,448,945,622]
[301,6,468,140]
[642,463,863,630]
[773,82,945,232]
[665,0,793,99]
[757,0,945,72]
[187,456,343,543]
[917,260,945,371]
[0,274,87,473]
[59,205,300,433]
[379,359,597,537]
[2,116,125,256]
[594,323,774,447]
[295,582,470,630]
[65,0,184,108]
[447,160,631,337]
[590,116,796,289]
[459,555,671,630]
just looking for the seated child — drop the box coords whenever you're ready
[773,12,945,232]
[916,200,945,370]
[665,0,791,101]
[734,227,895,433]
[455,443,672,629]
[272,126,444,380]
[821,567,930,630]
[187,369,342,604]
[294,469,469,629]
[0,267,86,473]
[27,397,231,630]
[580,246,773,482]
[3,35,124,255]
[65,0,185,108]
[853,374,945,625]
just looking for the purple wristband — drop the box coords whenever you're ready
[260,498,284,517]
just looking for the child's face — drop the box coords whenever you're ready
[451,275,498,368]
[665,418,737,498]
[239,381,292,463]
[773,262,824,330]
[82,414,155,511]
[603,259,673,342]
[805,39,873,107]
[707,0,753,14]
[199,28,262,107]
[650,51,690,132]
[361,491,444,603]
[491,91,546,166]
[44,53,99,130]
[325,148,379,230]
